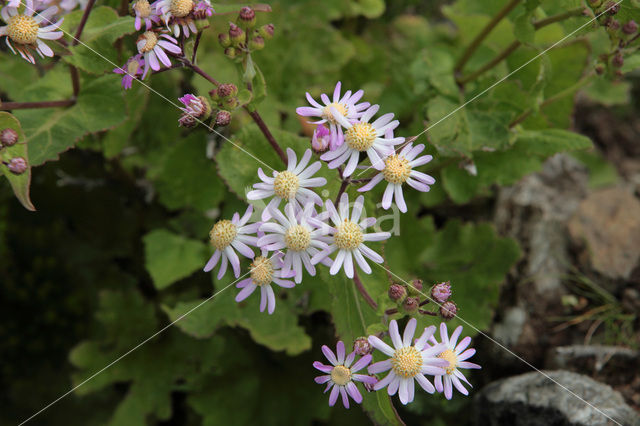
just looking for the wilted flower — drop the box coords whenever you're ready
[247,148,327,221]
[310,193,390,279]
[136,31,181,78]
[311,124,331,153]
[321,105,404,177]
[439,300,457,320]
[192,0,213,20]
[234,251,295,314]
[357,142,435,213]
[257,202,330,284]
[367,319,448,405]
[313,341,376,408]
[154,0,201,37]
[0,0,63,64]
[428,323,481,400]
[177,93,210,127]
[204,205,260,279]
[431,281,452,304]
[113,54,145,90]
[132,0,161,31]
[296,82,370,151]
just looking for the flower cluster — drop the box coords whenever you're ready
[297,82,436,212]
[1,127,27,175]
[217,7,274,59]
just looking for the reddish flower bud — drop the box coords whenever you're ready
[407,279,423,296]
[215,110,231,126]
[606,1,620,15]
[0,128,18,147]
[218,32,231,48]
[229,22,244,44]
[178,113,197,128]
[612,52,624,68]
[439,300,458,320]
[388,283,407,303]
[238,6,256,26]
[623,20,638,34]
[595,64,605,75]
[217,83,238,98]
[353,337,372,356]
[258,23,274,39]
[607,18,620,31]
[431,281,452,303]
[401,297,420,314]
[7,157,27,174]
[249,35,265,50]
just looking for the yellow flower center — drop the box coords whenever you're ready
[334,220,363,250]
[170,0,193,17]
[438,349,458,375]
[273,171,299,200]
[382,155,412,184]
[330,365,352,386]
[209,219,237,250]
[284,225,311,252]
[391,346,422,379]
[7,15,39,45]
[250,256,274,286]
[138,31,158,53]
[322,102,348,125]
[345,122,377,152]
[133,0,152,17]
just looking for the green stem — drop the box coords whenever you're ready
[454,0,523,74]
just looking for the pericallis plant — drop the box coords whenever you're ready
[1,0,638,424]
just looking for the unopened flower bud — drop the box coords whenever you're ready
[218,32,231,48]
[238,6,256,27]
[606,1,620,15]
[229,22,244,45]
[224,47,237,58]
[7,157,27,174]
[208,88,219,100]
[223,97,238,109]
[311,124,330,153]
[217,83,238,98]
[595,64,605,75]
[0,128,18,147]
[623,20,638,34]
[258,23,274,39]
[388,283,407,303]
[612,52,624,67]
[401,297,419,314]
[407,279,423,297]
[193,0,213,21]
[353,337,372,356]
[178,113,197,128]
[607,18,620,31]
[249,35,265,50]
[215,110,231,126]
[431,281,452,303]
[439,300,457,320]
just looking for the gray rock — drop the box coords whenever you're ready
[474,370,640,426]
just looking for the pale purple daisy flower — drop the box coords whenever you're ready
[367,319,448,405]
[0,0,63,64]
[234,251,295,315]
[154,0,199,37]
[132,0,161,31]
[311,124,331,153]
[113,54,145,90]
[257,202,330,284]
[358,142,435,213]
[136,30,181,78]
[192,0,213,19]
[296,82,369,151]
[310,193,390,279]
[428,323,481,400]
[247,148,327,221]
[204,205,260,280]
[320,104,404,177]
[313,341,377,408]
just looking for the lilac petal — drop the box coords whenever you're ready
[444,376,453,400]
[336,341,346,364]
[458,360,481,369]
[368,359,392,374]
[353,249,372,274]
[434,374,443,393]
[381,183,394,209]
[456,337,473,354]
[328,385,340,406]
[339,386,350,409]
[346,382,362,404]
[415,374,436,394]
[330,250,346,275]
[388,376,400,396]
[415,326,437,351]
[266,284,276,314]
[368,335,394,357]
[322,345,338,365]
[373,371,396,391]
[394,185,407,213]
[235,283,257,302]
[313,361,333,373]
[353,374,378,384]
[203,250,221,272]
[216,253,228,279]
[402,318,417,347]
[333,81,341,102]
[259,286,268,312]
[398,378,409,405]
[225,246,241,278]
[450,326,463,348]
[315,375,331,384]
[350,354,371,373]
[343,250,354,278]
[451,375,469,395]
[296,106,320,117]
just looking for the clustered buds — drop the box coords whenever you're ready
[218,7,274,58]
[386,279,458,320]
[0,128,19,148]
[207,83,240,127]
[0,128,26,175]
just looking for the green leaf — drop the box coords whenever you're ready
[143,229,207,290]
[17,74,127,166]
[514,13,536,44]
[0,112,34,211]
[62,6,136,74]
[513,129,592,156]
[102,84,150,158]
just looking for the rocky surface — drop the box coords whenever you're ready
[474,370,640,426]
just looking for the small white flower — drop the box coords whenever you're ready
[320,104,404,177]
[247,148,327,221]
[358,142,435,213]
[204,205,260,280]
[0,0,63,64]
[310,193,390,279]
[257,202,330,284]
[428,323,481,400]
[296,81,370,150]
[367,319,448,405]
[234,251,295,315]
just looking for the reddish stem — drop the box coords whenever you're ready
[0,100,76,110]
[353,270,378,310]
[73,0,97,45]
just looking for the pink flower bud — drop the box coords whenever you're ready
[388,283,407,303]
[606,1,620,15]
[311,124,330,153]
[217,83,238,98]
[623,20,638,34]
[238,6,255,26]
[7,157,27,175]
[407,278,423,296]
[215,110,231,126]
[401,297,419,314]
[612,53,624,68]
[439,300,457,320]
[0,128,18,147]
[353,337,372,356]
[431,281,452,303]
